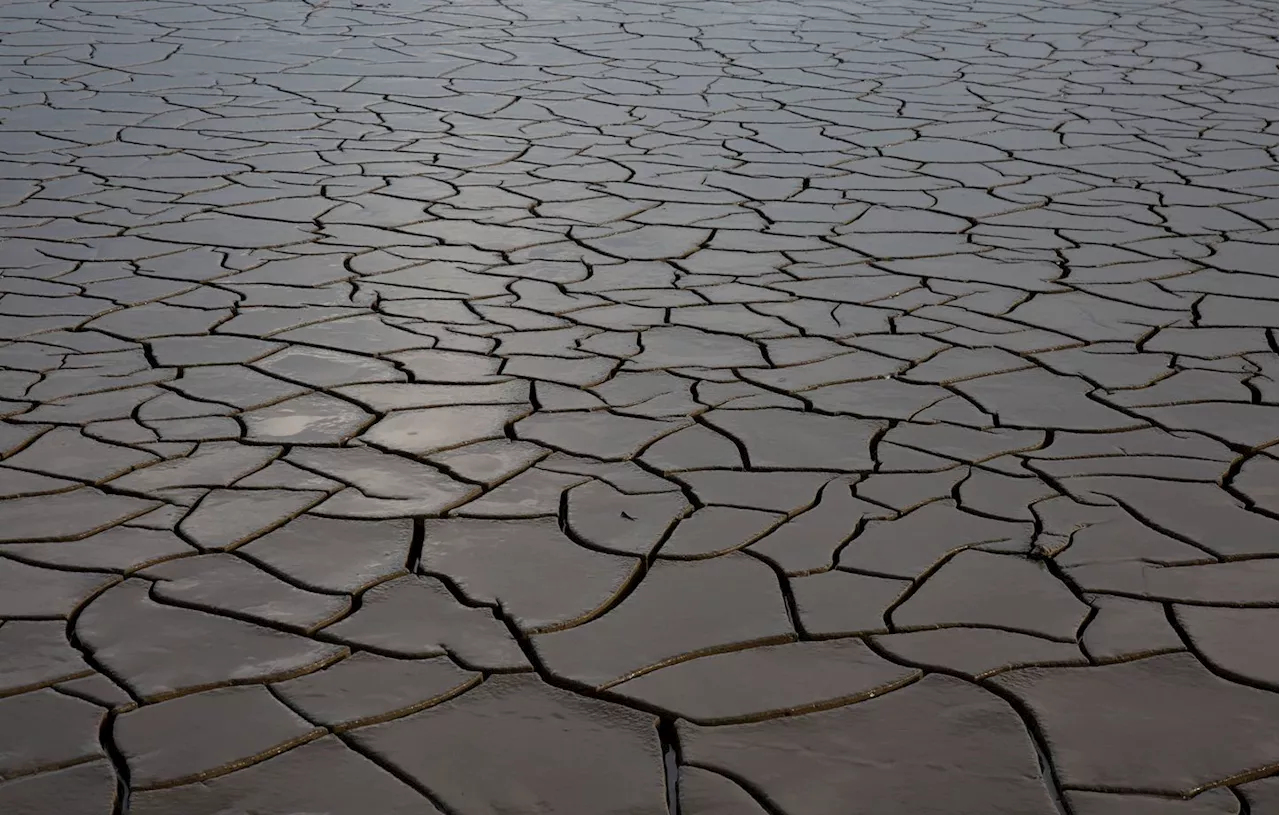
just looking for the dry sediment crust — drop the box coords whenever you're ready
[0,0,1275,811]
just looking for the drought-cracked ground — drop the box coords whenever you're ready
[0,0,1276,812]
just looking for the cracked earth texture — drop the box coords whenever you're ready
[0,0,1276,812]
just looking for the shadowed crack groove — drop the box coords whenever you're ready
[1232,785,1254,815]
[659,718,681,815]
[1030,722,1070,815]
[406,517,426,574]
[681,763,790,815]
[102,708,131,815]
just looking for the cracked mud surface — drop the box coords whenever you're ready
[0,0,1276,811]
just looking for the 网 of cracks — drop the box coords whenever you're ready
[265,684,464,815]
[63,583,139,815]
[868,636,1072,814]
[659,718,680,815]
[1221,454,1277,520]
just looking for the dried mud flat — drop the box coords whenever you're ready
[0,0,1276,812]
